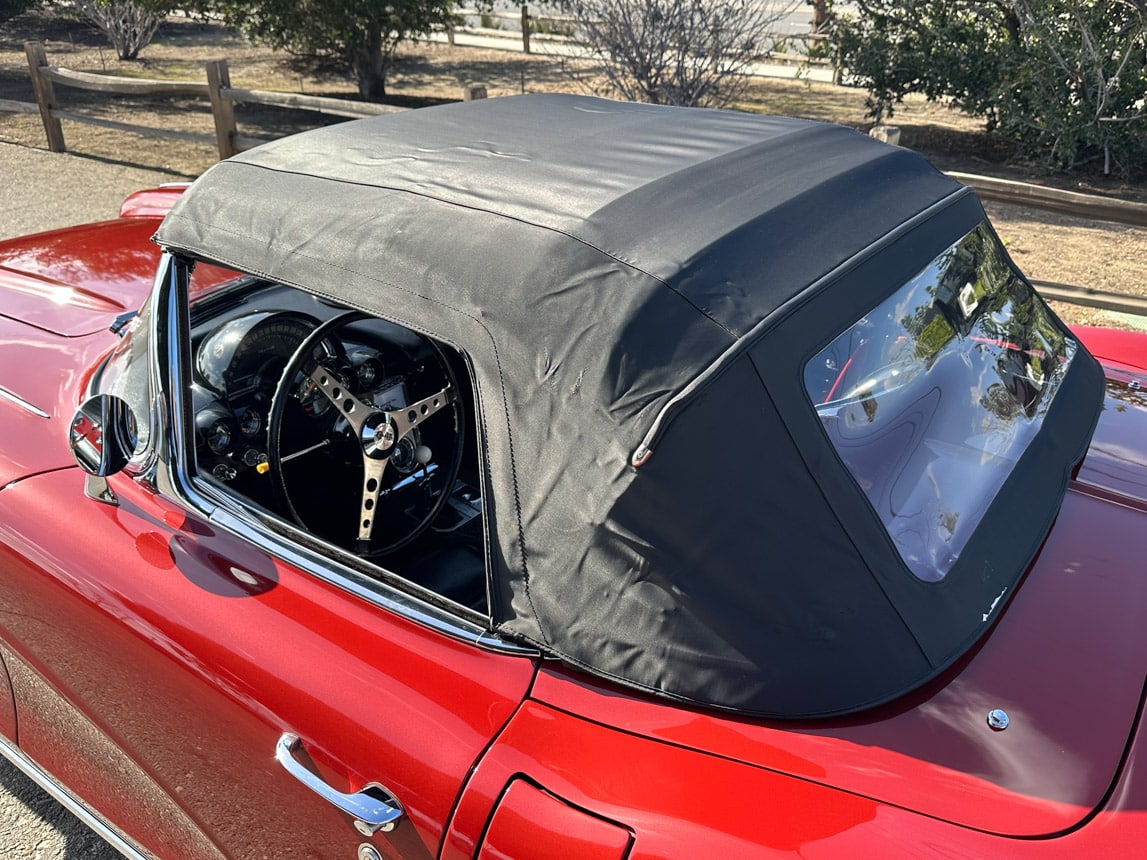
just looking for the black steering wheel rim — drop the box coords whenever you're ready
[265,311,464,557]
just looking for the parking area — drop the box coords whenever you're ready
[0,142,179,240]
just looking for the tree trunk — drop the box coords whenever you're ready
[812,0,829,32]
[351,27,387,100]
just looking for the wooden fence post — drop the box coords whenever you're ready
[206,59,239,159]
[521,5,531,54]
[24,41,66,152]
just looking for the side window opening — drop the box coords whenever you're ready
[186,279,488,613]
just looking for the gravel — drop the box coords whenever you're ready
[1,142,181,240]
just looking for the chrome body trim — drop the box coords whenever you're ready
[0,384,50,419]
[0,734,152,860]
[150,254,536,658]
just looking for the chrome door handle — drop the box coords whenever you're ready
[275,733,405,835]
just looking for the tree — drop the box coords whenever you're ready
[828,0,1147,175]
[194,0,454,101]
[1,0,42,24]
[70,1,173,60]
[555,0,801,108]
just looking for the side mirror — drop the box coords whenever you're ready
[69,394,138,477]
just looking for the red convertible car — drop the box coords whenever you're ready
[1,94,1146,858]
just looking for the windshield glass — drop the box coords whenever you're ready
[92,297,153,457]
[804,223,1076,582]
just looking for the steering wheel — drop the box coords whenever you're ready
[266,311,464,556]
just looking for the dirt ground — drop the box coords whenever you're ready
[2,10,1145,328]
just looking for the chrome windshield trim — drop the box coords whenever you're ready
[0,734,152,860]
[150,254,535,658]
[0,384,50,419]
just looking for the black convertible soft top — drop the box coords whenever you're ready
[156,94,1102,717]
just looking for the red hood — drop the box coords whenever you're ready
[533,365,1147,838]
[0,217,165,338]
[0,217,166,486]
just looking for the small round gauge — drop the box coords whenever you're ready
[205,419,233,455]
[352,353,384,388]
[236,406,262,438]
[196,407,236,456]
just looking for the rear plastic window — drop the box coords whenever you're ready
[804,223,1076,582]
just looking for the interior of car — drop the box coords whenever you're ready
[187,278,489,613]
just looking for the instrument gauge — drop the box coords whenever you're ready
[236,406,262,438]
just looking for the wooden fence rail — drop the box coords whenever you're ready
[19,41,430,159]
[948,171,1147,229]
[8,41,1145,316]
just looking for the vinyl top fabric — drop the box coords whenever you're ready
[156,94,1103,717]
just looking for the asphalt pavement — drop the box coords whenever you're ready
[0,140,176,858]
[0,142,179,240]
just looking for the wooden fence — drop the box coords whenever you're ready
[5,41,1145,317]
[16,41,487,159]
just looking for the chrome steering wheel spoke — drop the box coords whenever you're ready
[303,363,373,435]
[385,386,456,439]
[357,455,389,547]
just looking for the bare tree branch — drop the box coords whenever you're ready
[559,0,800,108]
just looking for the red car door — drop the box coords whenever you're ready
[0,467,537,859]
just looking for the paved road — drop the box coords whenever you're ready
[0,141,176,858]
[0,143,180,240]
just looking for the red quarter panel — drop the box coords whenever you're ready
[478,779,632,860]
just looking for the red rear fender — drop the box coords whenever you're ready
[118,185,190,219]
[1073,326,1147,373]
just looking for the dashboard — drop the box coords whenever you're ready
[186,280,485,607]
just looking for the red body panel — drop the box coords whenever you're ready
[0,219,161,337]
[476,780,632,860]
[0,212,235,339]
[0,469,537,858]
[118,186,189,219]
[0,316,107,486]
[450,695,1147,857]
[1073,325,1147,373]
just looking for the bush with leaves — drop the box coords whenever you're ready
[555,0,800,108]
[829,0,1147,175]
[192,0,454,101]
[1,0,42,24]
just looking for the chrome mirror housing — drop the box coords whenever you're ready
[69,394,138,478]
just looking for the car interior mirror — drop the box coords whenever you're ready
[69,394,138,477]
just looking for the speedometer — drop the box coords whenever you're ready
[196,313,319,398]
